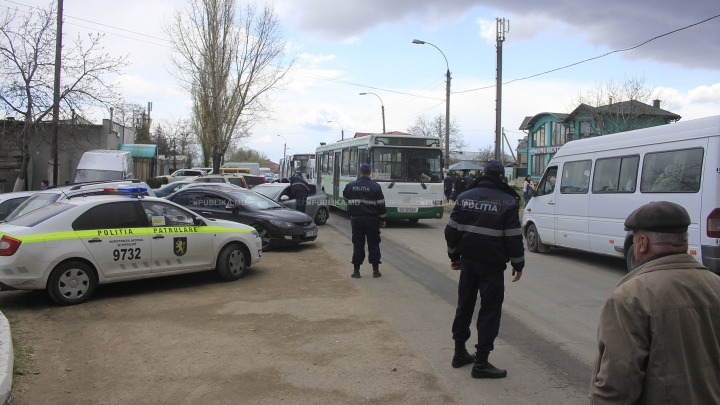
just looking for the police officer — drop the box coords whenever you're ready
[445,160,525,379]
[343,163,386,278]
[289,170,310,213]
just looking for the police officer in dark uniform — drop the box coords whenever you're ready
[445,160,525,379]
[289,170,310,213]
[343,163,387,278]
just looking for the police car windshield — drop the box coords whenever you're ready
[4,193,61,222]
[6,202,73,227]
[226,191,282,210]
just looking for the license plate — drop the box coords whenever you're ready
[305,230,317,237]
[398,207,418,213]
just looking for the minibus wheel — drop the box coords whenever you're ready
[526,223,541,253]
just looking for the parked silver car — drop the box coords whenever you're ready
[252,183,329,225]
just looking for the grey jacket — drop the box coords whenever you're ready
[590,253,720,404]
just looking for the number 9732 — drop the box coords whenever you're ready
[113,248,141,261]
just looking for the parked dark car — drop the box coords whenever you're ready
[252,183,329,225]
[167,186,317,251]
[154,180,194,197]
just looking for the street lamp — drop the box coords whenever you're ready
[276,134,287,176]
[359,92,385,133]
[412,39,451,169]
[326,120,344,141]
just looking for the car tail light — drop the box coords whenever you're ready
[0,235,22,256]
[708,209,720,238]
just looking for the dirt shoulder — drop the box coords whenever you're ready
[0,240,453,405]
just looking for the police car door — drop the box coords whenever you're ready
[73,201,152,278]
[140,200,214,273]
[531,166,558,245]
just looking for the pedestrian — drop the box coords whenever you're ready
[522,175,533,206]
[40,179,50,190]
[445,160,524,379]
[452,170,468,201]
[289,170,310,213]
[343,163,387,279]
[590,201,720,405]
[443,171,454,202]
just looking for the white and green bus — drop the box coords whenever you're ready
[315,134,445,222]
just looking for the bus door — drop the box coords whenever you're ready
[333,151,341,206]
[532,165,558,245]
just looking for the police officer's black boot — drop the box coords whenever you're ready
[351,264,361,278]
[451,341,475,368]
[372,263,381,278]
[471,351,507,379]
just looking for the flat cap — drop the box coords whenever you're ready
[359,163,371,172]
[483,160,504,176]
[624,201,690,233]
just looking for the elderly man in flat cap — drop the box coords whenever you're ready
[590,201,720,405]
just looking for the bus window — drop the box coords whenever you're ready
[560,160,591,194]
[592,156,638,193]
[341,149,350,176]
[641,148,703,193]
[349,147,358,177]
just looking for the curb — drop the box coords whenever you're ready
[0,311,12,404]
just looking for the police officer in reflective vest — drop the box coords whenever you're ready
[289,170,310,213]
[445,160,525,379]
[343,163,387,278]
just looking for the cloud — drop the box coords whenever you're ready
[277,0,720,70]
[688,83,720,104]
[477,18,495,45]
[298,53,336,68]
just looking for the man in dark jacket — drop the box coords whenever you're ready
[452,170,469,201]
[289,170,310,213]
[343,163,387,278]
[443,172,453,202]
[445,160,524,379]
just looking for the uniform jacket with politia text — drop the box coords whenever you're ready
[444,176,524,270]
[342,176,387,220]
[591,253,720,405]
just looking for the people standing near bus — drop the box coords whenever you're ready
[591,201,720,404]
[522,175,533,206]
[343,163,387,279]
[445,160,524,378]
[289,170,310,213]
[443,171,454,202]
[452,170,469,201]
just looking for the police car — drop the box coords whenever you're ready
[0,186,262,305]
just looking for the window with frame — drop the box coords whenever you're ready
[72,201,143,231]
[579,122,593,139]
[341,149,350,176]
[534,123,547,147]
[140,201,195,227]
[327,153,334,175]
[560,160,592,194]
[532,154,548,176]
[536,166,558,196]
[349,147,358,176]
[552,122,570,146]
[592,156,639,193]
[640,148,704,193]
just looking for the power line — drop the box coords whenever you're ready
[454,14,720,94]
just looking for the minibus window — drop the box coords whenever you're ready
[560,160,592,194]
[536,166,558,196]
[592,156,639,193]
[640,148,703,193]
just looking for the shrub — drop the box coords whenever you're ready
[146,177,165,188]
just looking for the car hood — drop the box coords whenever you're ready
[205,218,256,232]
[252,208,313,222]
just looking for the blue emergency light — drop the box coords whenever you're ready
[117,186,148,194]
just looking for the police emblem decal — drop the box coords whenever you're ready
[173,237,187,256]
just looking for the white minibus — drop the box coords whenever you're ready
[522,115,719,273]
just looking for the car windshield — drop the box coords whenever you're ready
[74,169,124,183]
[226,191,282,210]
[252,185,283,200]
[370,148,443,182]
[6,202,73,227]
[4,193,61,221]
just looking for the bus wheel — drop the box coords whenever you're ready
[408,218,419,223]
[625,245,637,272]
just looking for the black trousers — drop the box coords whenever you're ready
[294,194,308,213]
[451,257,505,352]
[351,216,381,265]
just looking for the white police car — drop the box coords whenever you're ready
[0,186,262,305]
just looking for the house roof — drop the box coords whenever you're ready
[562,100,681,122]
[518,112,569,130]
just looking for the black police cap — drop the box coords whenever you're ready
[624,201,691,233]
[483,160,504,176]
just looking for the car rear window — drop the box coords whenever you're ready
[243,176,265,187]
[4,193,61,221]
[7,202,74,227]
[227,178,246,188]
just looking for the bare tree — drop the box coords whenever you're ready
[166,0,292,171]
[567,74,677,137]
[0,3,127,191]
[407,113,467,154]
[155,116,196,171]
[476,144,513,165]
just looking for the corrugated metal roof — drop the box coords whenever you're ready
[118,144,158,159]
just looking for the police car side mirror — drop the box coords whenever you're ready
[280,195,290,201]
[194,217,205,226]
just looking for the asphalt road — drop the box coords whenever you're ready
[324,209,628,404]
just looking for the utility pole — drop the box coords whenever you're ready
[51,0,64,186]
[502,128,517,162]
[494,18,509,161]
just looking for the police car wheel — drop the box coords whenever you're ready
[254,225,272,251]
[217,243,248,281]
[315,207,329,225]
[47,261,97,306]
[526,223,540,253]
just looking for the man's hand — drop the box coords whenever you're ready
[380,221,386,228]
[450,261,461,270]
[512,268,522,282]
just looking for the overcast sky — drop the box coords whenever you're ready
[8,0,720,163]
